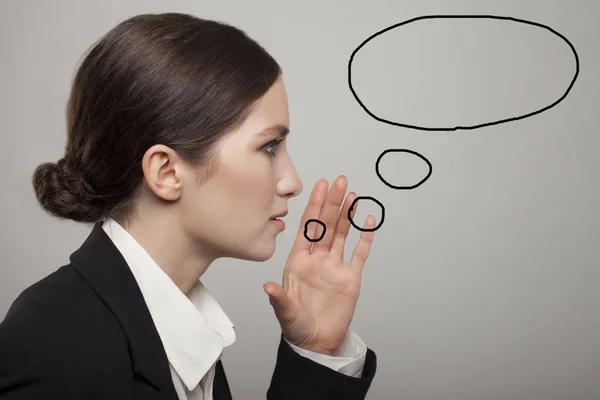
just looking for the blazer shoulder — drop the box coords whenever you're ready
[0,264,133,397]
[1,263,100,332]
[1,262,128,351]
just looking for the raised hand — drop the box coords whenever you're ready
[263,175,376,355]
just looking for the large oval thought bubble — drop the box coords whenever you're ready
[348,15,579,131]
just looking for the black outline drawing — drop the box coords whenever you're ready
[348,196,385,233]
[348,15,580,131]
[376,149,432,190]
[304,218,327,243]
[305,14,579,241]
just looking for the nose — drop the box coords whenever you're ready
[278,173,302,199]
[290,174,303,198]
[276,163,303,199]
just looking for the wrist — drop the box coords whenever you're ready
[299,344,338,356]
[283,334,340,356]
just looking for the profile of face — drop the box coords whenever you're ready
[139,76,304,264]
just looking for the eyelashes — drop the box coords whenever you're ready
[262,138,284,157]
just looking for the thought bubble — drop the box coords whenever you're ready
[348,15,579,131]
[376,149,432,190]
[306,15,579,242]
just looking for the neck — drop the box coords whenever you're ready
[116,210,217,295]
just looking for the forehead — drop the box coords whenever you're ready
[240,77,290,136]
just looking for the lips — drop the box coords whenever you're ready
[270,217,286,231]
[270,210,288,219]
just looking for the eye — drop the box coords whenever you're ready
[262,138,284,157]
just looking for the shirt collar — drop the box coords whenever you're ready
[101,217,236,391]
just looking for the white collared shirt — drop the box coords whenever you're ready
[102,217,366,400]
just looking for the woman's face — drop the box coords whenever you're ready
[179,76,303,261]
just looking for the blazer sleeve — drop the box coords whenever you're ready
[266,333,377,400]
[284,328,367,377]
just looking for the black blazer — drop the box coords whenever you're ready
[0,221,377,399]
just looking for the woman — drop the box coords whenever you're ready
[0,12,378,400]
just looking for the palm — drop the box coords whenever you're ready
[264,176,377,355]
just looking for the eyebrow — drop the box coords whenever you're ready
[255,124,290,139]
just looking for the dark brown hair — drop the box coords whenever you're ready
[32,12,282,226]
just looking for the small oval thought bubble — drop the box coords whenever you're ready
[348,15,579,131]
[376,149,432,190]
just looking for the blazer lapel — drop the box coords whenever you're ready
[69,221,178,397]
[213,359,232,400]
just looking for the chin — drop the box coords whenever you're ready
[249,248,275,262]
[248,242,277,262]
[227,241,275,262]
[223,222,283,262]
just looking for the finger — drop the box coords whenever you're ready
[264,282,296,325]
[348,215,376,273]
[312,175,348,254]
[330,191,358,261]
[290,179,329,254]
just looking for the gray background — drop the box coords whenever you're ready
[1,0,599,399]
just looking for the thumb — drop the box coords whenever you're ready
[263,282,295,322]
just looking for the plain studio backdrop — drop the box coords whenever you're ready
[1,0,599,399]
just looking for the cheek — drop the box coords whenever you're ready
[199,153,277,219]
[245,173,276,210]
[232,160,276,203]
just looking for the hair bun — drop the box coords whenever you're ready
[32,157,105,223]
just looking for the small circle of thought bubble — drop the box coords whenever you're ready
[303,219,327,242]
[376,149,433,190]
[348,196,385,233]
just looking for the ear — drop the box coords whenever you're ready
[141,144,183,202]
